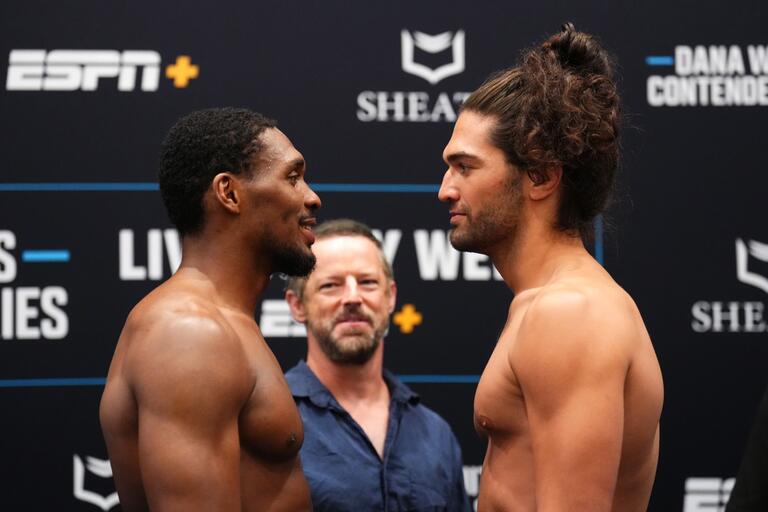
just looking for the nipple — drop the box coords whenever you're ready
[476,414,494,431]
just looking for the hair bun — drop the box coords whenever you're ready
[545,22,613,78]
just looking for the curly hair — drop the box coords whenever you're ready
[158,107,277,236]
[462,23,620,239]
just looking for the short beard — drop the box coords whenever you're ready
[309,319,389,365]
[270,240,316,277]
[449,171,523,254]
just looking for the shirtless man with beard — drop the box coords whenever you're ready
[439,25,664,511]
[100,108,320,511]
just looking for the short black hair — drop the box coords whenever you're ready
[158,107,277,236]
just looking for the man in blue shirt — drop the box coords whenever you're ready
[284,218,471,511]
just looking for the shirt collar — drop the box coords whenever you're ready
[285,360,420,409]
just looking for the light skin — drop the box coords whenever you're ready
[100,128,321,512]
[440,111,664,512]
[285,235,397,457]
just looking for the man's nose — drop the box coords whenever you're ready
[341,276,362,304]
[438,169,458,203]
[305,182,321,211]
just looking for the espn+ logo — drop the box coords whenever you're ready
[6,50,199,91]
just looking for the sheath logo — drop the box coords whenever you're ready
[683,477,734,512]
[736,238,768,294]
[6,50,199,91]
[356,29,470,122]
[401,30,465,85]
[691,238,768,333]
[73,455,119,511]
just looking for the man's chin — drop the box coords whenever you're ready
[275,247,316,277]
[319,333,379,365]
[449,229,480,253]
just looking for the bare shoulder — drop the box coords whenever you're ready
[120,289,252,408]
[511,275,641,383]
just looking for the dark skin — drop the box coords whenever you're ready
[100,128,321,511]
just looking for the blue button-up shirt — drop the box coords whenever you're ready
[286,361,471,512]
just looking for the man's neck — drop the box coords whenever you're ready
[176,233,271,315]
[306,345,389,405]
[490,217,592,295]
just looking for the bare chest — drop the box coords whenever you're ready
[341,398,390,458]
[231,322,304,461]
[474,337,529,441]
[473,309,530,441]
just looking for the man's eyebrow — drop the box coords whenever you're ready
[445,151,481,164]
[287,158,305,171]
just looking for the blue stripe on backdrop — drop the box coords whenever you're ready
[594,215,604,264]
[0,376,481,387]
[0,182,159,191]
[0,378,107,388]
[21,250,71,262]
[399,375,481,384]
[646,55,674,66]
[0,182,439,193]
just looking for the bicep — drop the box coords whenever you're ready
[523,369,625,510]
[127,317,251,511]
[514,298,630,511]
[137,404,242,511]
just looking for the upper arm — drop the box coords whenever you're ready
[512,291,631,511]
[126,313,252,511]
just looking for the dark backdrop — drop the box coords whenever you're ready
[1,1,766,510]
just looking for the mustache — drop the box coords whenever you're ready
[334,311,373,325]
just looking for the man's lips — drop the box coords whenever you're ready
[449,211,466,225]
[299,216,316,244]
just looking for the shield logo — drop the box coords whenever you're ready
[401,30,466,85]
[736,238,768,294]
[73,455,120,511]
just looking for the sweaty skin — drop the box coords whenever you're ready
[100,126,318,511]
[473,257,663,512]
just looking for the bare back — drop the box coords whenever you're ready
[99,274,311,511]
[474,258,663,511]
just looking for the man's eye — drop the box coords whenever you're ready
[319,283,337,290]
[458,163,471,173]
[288,175,300,184]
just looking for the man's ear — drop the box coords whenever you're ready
[285,289,308,323]
[387,280,397,315]
[211,172,241,214]
[527,166,562,201]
